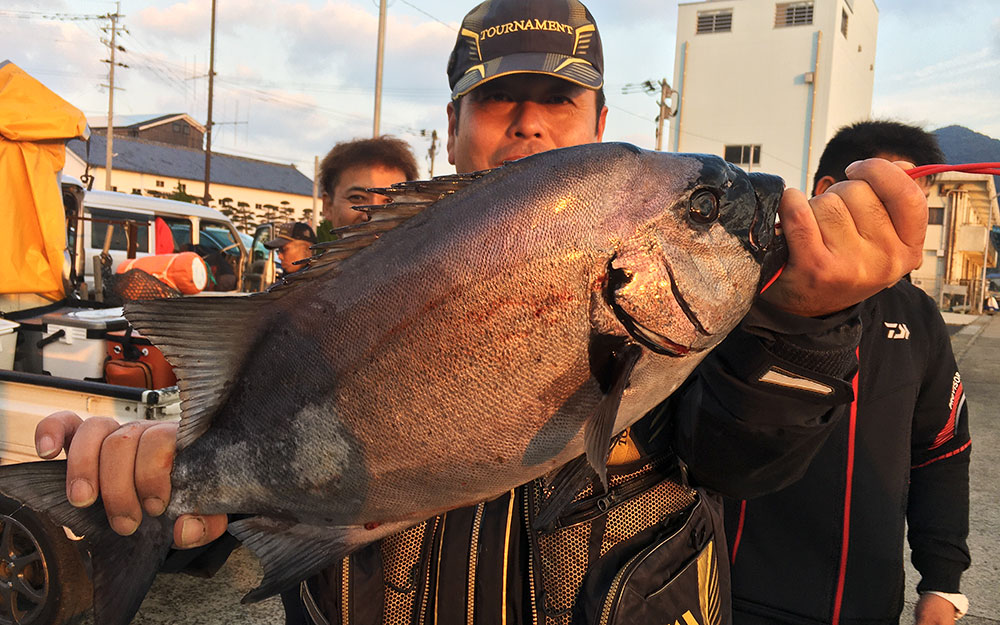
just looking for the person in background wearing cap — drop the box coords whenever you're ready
[265,222,317,276]
[33,0,933,623]
[317,137,420,241]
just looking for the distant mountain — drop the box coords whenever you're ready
[932,125,1000,194]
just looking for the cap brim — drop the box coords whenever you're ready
[263,237,292,250]
[451,52,603,99]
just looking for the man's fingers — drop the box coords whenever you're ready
[99,421,159,536]
[64,417,121,508]
[173,514,228,549]
[845,158,928,250]
[134,422,178,517]
[35,411,85,459]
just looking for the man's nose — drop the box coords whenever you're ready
[508,101,545,139]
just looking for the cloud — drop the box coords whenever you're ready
[134,1,210,43]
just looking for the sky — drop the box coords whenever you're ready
[3,0,999,181]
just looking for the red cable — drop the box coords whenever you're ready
[907,162,1000,179]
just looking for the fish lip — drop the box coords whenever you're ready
[624,316,699,357]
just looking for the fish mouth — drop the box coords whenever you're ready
[620,317,693,357]
[606,258,707,358]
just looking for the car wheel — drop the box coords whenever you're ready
[0,495,92,625]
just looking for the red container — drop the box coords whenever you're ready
[105,330,177,389]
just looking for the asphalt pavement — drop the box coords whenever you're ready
[78,314,1000,625]
[900,312,1000,625]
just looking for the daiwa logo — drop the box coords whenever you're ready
[884,322,910,340]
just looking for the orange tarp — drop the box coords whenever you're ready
[0,60,88,299]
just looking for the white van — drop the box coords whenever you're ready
[61,176,255,294]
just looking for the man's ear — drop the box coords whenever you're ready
[596,105,608,142]
[813,175,837,197]
[320,192,333,222]
[446,101,458,165]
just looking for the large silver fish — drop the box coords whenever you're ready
[0,143,785,625]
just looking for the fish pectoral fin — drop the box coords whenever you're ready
[585,343,643,491]
[533,454,595,530]
[125,294,281,449]
[230,517,414,603]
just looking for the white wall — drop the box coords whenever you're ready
[672,0,877,192]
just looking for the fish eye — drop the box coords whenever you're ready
[688,189,720,224]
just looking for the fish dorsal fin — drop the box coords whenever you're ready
[124,292,282,449]
[295,170,494,275]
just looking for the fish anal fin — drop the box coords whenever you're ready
[533,455,595,530]
[585,343,643,490]
[124,294,281,449]
[230,517,414,603]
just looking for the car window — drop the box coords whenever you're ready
[202,224,240,256]
[88,208,150,253]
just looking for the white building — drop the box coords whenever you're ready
[671,0,878,191]
[912,172,999,312]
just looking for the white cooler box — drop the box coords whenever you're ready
[39,307,128,380]
[0,319,18,370]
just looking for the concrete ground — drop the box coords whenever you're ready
[79,315,1000,625]
[900,313,1000,625]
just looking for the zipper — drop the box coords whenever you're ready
[416,518,441,625]
[523,487,540,625]
[598,497,700,625]
[340,558,351,625]
[466,502,485,625]
[551,460,680,530]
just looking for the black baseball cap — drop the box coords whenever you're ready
[264,222,317,249]
[447,0,604,100]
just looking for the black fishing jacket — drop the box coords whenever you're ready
[296,299,864,625]
[724,282,971,625]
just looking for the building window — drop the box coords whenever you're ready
[697,9,733,34]
[841,9,849,37]
[173,122,183,133]
[132,188,142,195]
[928,207,944,225]
[155,180,165,188]
[724,144,761,166]
[775,2,814,27]
[111,186,118,192]
[177,183,187,193]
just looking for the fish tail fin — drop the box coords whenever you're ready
[0,461,175,625]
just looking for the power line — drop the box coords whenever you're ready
[396,0,457,32]
[0,10,107,21]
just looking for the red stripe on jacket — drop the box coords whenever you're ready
[912,439,972,469]
[832,348,860,625]
[930,382,963,450]
[730,499,747,565]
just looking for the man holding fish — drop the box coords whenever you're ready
[30,1,932,623]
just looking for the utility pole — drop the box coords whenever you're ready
[312,156,320,230]
[426,130,438,177]
[101,2,126,190]
[373,0,387,137]
[203,0,217,206]
[654,78,677,152]
[622,78,677,151]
